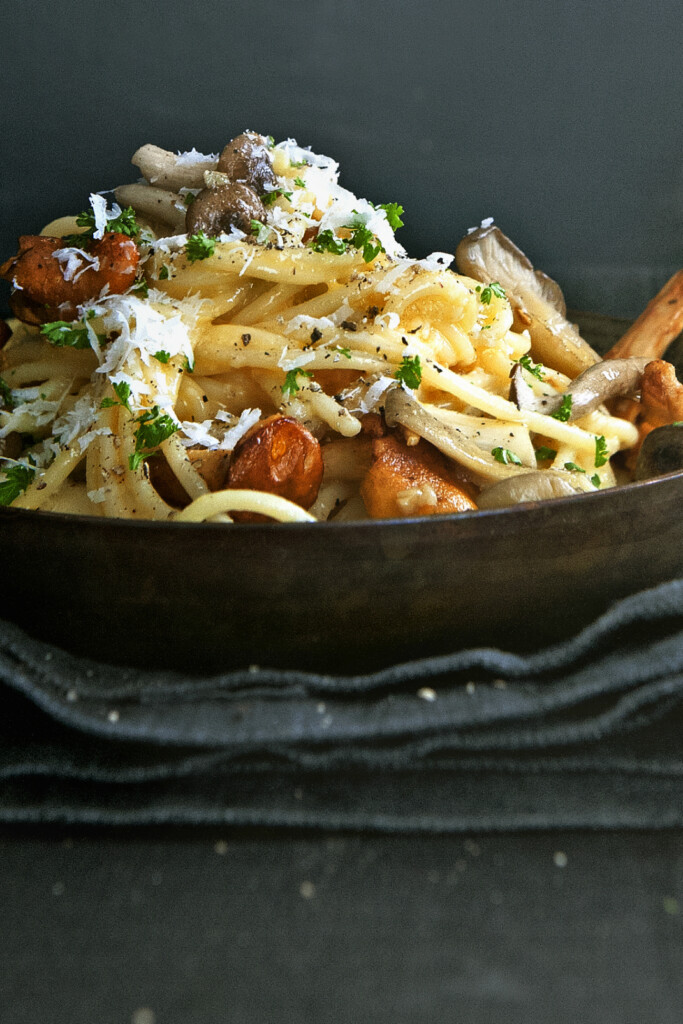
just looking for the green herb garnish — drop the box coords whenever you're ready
[158,265,170,280]
[594,435,608,467]
[378,202,404,230]
[294,176,307,188]
[590,474,601,487]
[564,462,585,473]
[0,462,35,506]
[0,376,14,410]
[153,350,171,364]
[516,354,546,381]
[492,447,522,466]
[534,446,557,461]
[261,187,293,206]
[40,319,93,349]
[551,394,573,422]
[308,229,348,256]
[185,232,216,262]
[101,381,133,413]
[476,281,506,305]
[394,355,422,389]
[282,368,314,397]
[128,406,178,471]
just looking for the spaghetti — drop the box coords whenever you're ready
[0,132,652,522]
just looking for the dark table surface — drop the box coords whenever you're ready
[2,825,682,1024]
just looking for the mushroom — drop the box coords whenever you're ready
[476,472,592,510]
[509,357,651,420]
[185,182,266,237]
[456,224,600,378]
[384,385,538,484]
[217,132,277,194]
[634,425,683,480]
[131,144,218,190]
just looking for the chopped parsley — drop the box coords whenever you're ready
[0,375,14,410]
[183,355,195,374]
[594,435,609,467]
[476,281,506,305]
[551,394,573,422]
[250,220,272,244]
[185,232,216,262]
[0,462,35,506]
[153,350,171,364]
[40,319,98,349]
[348,224,382,263]
[492,447,522,466]
[394,355,422,389]
[516,354,546,381]
[534,446,557,462]
[128,406,178,471]
[564,462,585,473]
[335,346,352,359]
[261,186,293,206]
[294,176,307,188]
[282,368,314,397]
[65,205,139,246]
[158,265,170,280]
[132,278,149,298]
[183,192,197,207]
[590,474,601,487]
[308,229,348,256]
[378,202,404,230]
[101,381,132,413]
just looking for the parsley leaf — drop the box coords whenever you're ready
[594,435,609,467]
[476,281,507,305]
[128,406,178,471]
[0,375,15,410]
[335,346,352,359]
[516,354,546,381]
[185,232,216,262]
[308,229,348,256]
[183,192,197,207]
[0,462,35,506]
[294,176,307,188]
[69,205,139,243]
[158,265,170,280]
[41,319,93,349]
[564,462,585,473]
[132,278,149,298]
[282,368,314,397]
[492,446,522,466]
[348,224,382,263]
[154,350,171,364]
[250,220,272,244]
[551,394,573,422]
[101,381,132,413]
[378,202,404,230]
[394,355,422,389]
[261,187,293,206]
[534,446,557,461]
[183,355,195,374]
[590,474,601,487]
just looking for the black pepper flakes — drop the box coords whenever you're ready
[242,333,251,346]
[340,320,357,332]
[310,328,323,343]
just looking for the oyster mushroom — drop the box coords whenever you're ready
[456,224,600,378]
[509,357,651,420]
[635,425,683,480]
[476,472,592,509]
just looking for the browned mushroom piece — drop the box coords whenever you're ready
[227,414,324,522]
[185,182,266,237]
[217,132,277,194]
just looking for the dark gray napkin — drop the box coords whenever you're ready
[1,578,682,831]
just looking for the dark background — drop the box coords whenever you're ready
[1,0,681,317]
[1,2,682,1022]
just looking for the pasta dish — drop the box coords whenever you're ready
[1,132,681,522]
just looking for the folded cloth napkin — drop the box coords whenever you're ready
[1,578,682,832]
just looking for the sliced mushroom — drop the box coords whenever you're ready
[509,357,651,420]
[131,144,218,190]
[384,385,532,484]
[217,132,277,194]
[477,472,592,509]
[635,425,683,480]
[114,183,186,234]
[456,225,600,378]
[185,183,266,237]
